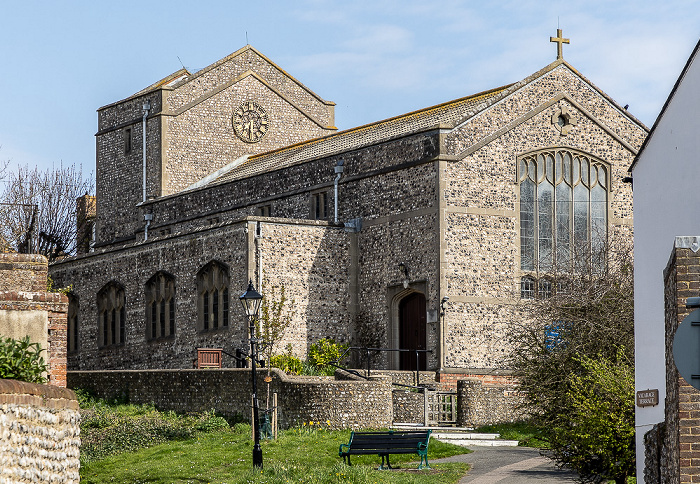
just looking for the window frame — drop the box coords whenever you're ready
[518,148,609,275]
[145,271,176,341]
[97,282,126,348]
[310,191,329,220]
[197,261,230,333]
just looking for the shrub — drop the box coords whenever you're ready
[0,335,48,383]
[308,338,348,368]
[270,353,304,375]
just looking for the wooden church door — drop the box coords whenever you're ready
[399,292,427,371]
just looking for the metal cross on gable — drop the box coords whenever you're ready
[550,28,570,60]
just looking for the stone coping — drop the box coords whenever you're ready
[0,379,78,410]
[0,291,68,303]
[0,253,48,265]
[69,367,388,387]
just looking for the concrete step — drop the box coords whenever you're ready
[391,424,520,447]
[434,434,520,447]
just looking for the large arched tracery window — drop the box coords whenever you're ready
[519,149,608,274]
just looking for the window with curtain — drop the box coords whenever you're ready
[519,149,608,275]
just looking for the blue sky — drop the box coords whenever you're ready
[0,1,698,181]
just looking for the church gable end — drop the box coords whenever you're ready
[94,46,337,246]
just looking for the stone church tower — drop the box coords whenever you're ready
[51,38,645,389]
[95,46,336,244]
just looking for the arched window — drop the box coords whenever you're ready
[519,149,608,274]
[520,276,536,300]
[97,282,126,347]
[146,272,176,340]
[67,294,79,353]
[197,261,230,332]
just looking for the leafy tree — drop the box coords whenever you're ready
[0,335,48,384]
[0,163,93,260]
[309,338,348,369]
[550,350,635,484]
[508,239,634,483]
[258,280,294,370]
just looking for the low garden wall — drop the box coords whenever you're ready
[457,378,527,427]
[392,389,424,424]
[0,379,81,484]
[69,368,393,430]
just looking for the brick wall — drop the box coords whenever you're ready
[0,254,68,387]
[0,379,80,483]
[654,237,700,483]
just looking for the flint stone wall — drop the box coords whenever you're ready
[457,378,527,427]
[0,379,80,484]
[392,389,424,424]
[68,368,392,430]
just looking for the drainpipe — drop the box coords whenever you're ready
[142,101,151,204]
[144,213,153,241]
[142,101,151,240]
[334,159,344,223]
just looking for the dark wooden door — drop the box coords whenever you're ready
[399,292,427,371]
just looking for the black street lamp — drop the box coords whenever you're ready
[240,280,264,469]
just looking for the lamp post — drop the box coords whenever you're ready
[240,280,264,469]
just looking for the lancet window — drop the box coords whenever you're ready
[146,272,176,340]
[97,282,126,347]
[67,294,79,353]
[197,261,230,331]
[519,149,608,274]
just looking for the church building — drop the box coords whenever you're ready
[50,35,644,386]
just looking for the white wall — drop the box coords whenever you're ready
[632,48,700,483]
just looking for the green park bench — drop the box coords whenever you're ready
[339,429,432,470]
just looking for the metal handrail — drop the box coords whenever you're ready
[332,346,433,388]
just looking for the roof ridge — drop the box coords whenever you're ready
[98,68,191,111]
[170,45,335,106]
[244,84,513,164]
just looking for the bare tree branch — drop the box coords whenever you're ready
[0,163,94,260]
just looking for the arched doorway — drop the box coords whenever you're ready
[399,292,427,371]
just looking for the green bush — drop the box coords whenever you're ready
[0,335,48,383]
[308,338,348,368]
[270,353,304,375]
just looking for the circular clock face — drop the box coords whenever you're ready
[233,101,269,143]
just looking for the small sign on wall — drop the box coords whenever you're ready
[636,389,659,407]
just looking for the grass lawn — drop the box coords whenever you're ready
[76,392,470,484]
[80,425,469,484]
[473,421,548,448]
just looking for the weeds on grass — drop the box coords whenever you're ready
[77,389,234,463]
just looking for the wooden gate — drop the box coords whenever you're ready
[425,390,457,426]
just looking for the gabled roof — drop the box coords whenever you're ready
[98,68,191,111]
[208,58,645,186]
[98,45,335,112]
[630,38,700,172]
[169,45,335,107]
[213,85,511,184]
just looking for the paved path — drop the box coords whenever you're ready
[434,446,579,484]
